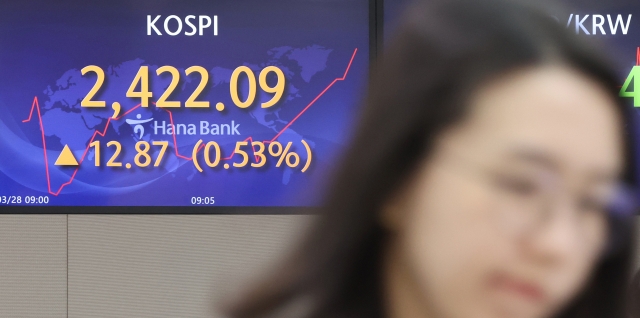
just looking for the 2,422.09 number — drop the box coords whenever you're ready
[80,64,285,109]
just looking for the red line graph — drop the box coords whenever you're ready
[23,48,358,196]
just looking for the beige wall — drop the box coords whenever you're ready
[0,215,67,318]
[2,215,639,317]
[0,214,312,318]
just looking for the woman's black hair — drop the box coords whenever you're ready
[225,0,637,317]
[628,269,640,318]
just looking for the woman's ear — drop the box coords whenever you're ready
[379,159,431,233]
[380,200,403,233]
[380,181,414,233]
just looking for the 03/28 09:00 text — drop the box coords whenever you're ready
[1,196,50,205]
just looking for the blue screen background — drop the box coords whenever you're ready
[0,0,370,206]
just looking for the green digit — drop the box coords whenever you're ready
[620,66,640,107]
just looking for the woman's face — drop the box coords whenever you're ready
[384,65,624,318]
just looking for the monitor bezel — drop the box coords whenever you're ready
[1,0,384,214]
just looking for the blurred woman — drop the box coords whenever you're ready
[224,0,637,317]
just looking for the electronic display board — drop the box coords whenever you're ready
[0,0,370,209]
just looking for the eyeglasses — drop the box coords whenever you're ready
[440,149,637,256]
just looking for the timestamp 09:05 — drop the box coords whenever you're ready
[191,196,215,205]
[1,196,50,205]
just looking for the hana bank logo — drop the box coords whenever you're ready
[126,114,153,139]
